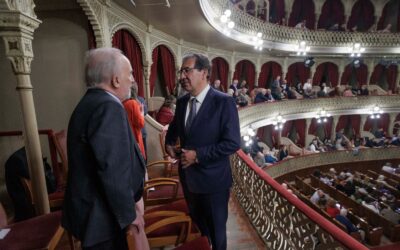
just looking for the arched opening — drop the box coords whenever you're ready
[211,57,229,92]
[233,60,256,90]
[149,45,176,97]
[112,29,144,97]
[258,61,282,88]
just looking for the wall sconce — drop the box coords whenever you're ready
[272,115,286,130]
[348,43,365,57]
[369,106,383,119]
[295,41,310,56]
[315,109,331,123]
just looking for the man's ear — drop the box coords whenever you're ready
[111,75,120,88]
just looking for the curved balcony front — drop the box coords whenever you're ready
[200,0,400,55]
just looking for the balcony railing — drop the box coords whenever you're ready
[238,95,400,131]
[232,150,368,249]
[200,0,400,53]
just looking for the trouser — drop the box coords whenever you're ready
[185,189,230,250]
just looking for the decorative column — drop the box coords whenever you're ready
[366,59,374,85]
[143,64,151,101]
[305,118,312,146]
[388,113,397,136]
[360,114,368,134]
[254,70,259,88]
[0,1,49,215]
[331,116,339,141]
[338,62,345,86]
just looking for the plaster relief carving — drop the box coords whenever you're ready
[4,0,36,18]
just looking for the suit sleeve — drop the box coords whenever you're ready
[196,97,241,164]
[87,101,137,229]
[165,100,181,146]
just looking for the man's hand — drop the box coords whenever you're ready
[127,215,144,235]
[181,149,197,168]
[165,144,177,159]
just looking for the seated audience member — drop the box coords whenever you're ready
[280,79,289,97]
[359,85,369,96]
[278,145,289,161]
[390,132,400,146]
[310,189,325,205]
[328,23,339,31]
[254,88,270,103]
[236,87,251,107]
[271,76,282,100]
[264,151,278,164]
[362,198,380,214]
[295,20,307,30]
[381,205,400,224]
[265,89,275,101]
[294,82,304,95]
[376,175,388,185]
[254,151,266,168]
[323,139,335,151]
[326,199,340,217]
[343,180,356,196]
[308,138,321,153]
[155,95,176,126]
[378,23,392,33]
[335,208,364,238]
[229,79,239,97]
[211,79,225,92]
[342,86,354,97]
[382,162,395,173]
[238,80,248,89]
[287,87,298,99]
[317,86,328,97]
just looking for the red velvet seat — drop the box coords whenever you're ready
[0,211,64,250]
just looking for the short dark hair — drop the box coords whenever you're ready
[182,53,211,79]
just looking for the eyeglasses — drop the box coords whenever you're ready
[177,67,196,75]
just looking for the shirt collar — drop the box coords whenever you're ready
[191,84,210,104]
[104,90,123,106]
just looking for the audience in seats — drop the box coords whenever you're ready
[326,198,340,218]
[155,95,176,126]
[310,189,326,205]
[211,79,225,92]
[342,86,355,97]
[238,79,248,89]
[271,76,282,100]
[236,87,250,107]
[335,208,365,240]
[229,79,239,97]
[295,20,307,30]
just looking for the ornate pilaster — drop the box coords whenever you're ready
[0,0,50,215]
[367,59,375,84]
[388,113,397,136]
[254,70,259,87]
[305,118,312,146]
[143,64,151,101]
[331,115,339,141]
[360,114,368,134]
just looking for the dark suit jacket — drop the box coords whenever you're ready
[166,87,240,194]
[62,88,145,247]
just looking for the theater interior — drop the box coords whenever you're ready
[1,0,400,249]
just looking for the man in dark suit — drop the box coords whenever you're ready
[165,53,241,250]
[62,48,145,250]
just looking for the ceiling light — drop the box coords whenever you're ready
[220,15,227,23]
[224,9,231,17]
[228,21,235,29]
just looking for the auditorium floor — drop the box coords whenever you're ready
[55,194,265,249]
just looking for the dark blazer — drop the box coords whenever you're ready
[62,88,145,247]
[166,87,240,194]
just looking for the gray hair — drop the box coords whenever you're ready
[182,53,211,79]
[85,47,124,87]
